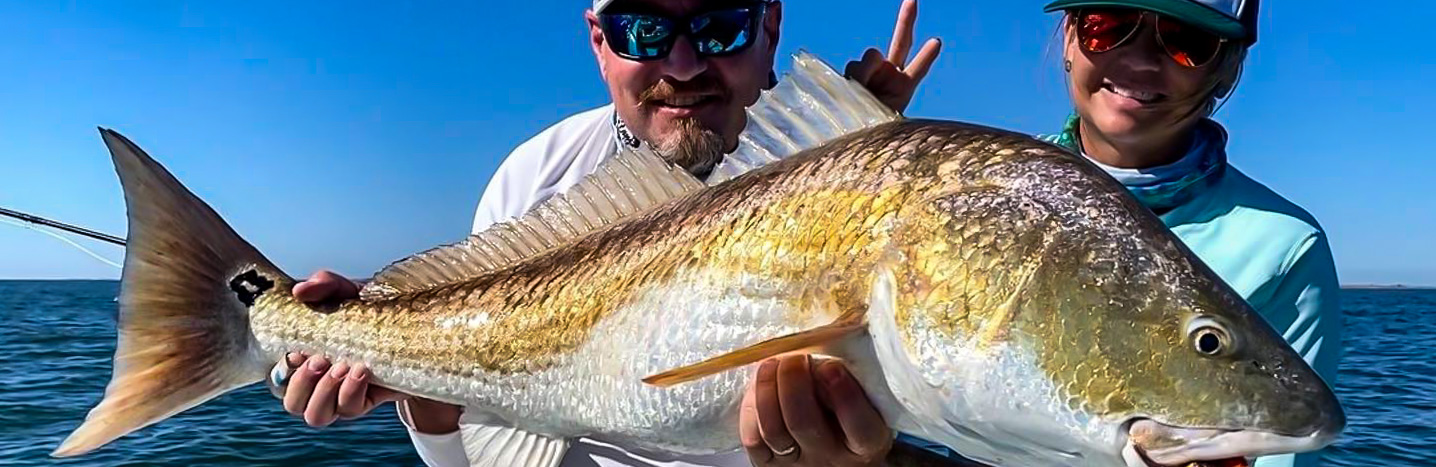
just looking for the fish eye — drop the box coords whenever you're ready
[1186,316,1233,357]
[1195,328,1223,355]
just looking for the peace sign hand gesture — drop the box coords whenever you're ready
[845,0,942,114]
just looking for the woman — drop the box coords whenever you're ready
[851,1,1344,466]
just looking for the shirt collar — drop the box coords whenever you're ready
[1055,114,1229,213]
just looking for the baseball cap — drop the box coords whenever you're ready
[1043,0,1259,44]
[593,0,615,13]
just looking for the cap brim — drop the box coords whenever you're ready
[1043,0,1247,40]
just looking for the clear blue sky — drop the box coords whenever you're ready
[1,1,1431,286]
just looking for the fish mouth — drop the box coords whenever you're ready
[1123,442,1249,467]
[1119,418,1338,467]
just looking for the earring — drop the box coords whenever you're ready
[1064,59,1072,72]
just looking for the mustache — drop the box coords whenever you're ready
[638,75,729,104]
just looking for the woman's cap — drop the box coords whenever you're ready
[1043,0,1259,43]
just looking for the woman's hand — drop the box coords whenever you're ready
[846,0,942,114]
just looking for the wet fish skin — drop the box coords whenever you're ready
[243,120,1334,465]
[53,53,1343,465]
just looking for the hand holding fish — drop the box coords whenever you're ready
[741,355,892,466]
[273,271,461,433]
[845,0,941,114]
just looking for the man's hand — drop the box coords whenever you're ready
[272,270,460,432]
[740,355,893,466]
[280,352,408,427]
[291,269,361,304]
[846,0,942,114]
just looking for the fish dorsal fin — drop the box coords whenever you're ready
[358,147,703,300]
[359,50,894,300]
[706,49,901,185]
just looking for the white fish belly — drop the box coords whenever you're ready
[377,271,847,455]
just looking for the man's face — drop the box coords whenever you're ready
[587,0,781,176]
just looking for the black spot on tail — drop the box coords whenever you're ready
[229,270,274,307]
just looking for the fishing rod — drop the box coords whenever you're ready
[0,206,126,246]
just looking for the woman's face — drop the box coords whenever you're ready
[1065,10,1222,145]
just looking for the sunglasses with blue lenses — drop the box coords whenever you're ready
[598,2,771,61]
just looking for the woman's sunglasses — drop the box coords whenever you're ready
[1075,8,1226,68]
[598,2,770,61]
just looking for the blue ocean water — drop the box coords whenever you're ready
[0,281,419,466]
[1,280,1432,466]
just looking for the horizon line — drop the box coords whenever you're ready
[2,278,1434,290]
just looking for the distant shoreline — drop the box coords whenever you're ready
[1341,284,1436,290]
[0,278,118,281]
[3,278,1434,290]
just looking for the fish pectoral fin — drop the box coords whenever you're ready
[642,307,867,387]
[460,423,570,467]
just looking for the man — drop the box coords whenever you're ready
[275,1,941,465]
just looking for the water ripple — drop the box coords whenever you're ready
[3,281,1433,466]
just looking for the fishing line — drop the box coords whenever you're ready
[0,217,123,269]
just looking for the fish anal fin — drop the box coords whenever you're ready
[459,423,570,467]
[642,306,867,388]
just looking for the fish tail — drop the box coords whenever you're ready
[52,129,292,457]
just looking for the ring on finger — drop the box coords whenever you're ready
[772,444,798,457]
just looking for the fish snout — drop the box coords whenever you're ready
[1251,353,1347,441]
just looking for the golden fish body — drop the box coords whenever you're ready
[244,120,974,454]
[55,53,1343,467]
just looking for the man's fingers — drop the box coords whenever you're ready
[292,270,360,304]
[266,354,304,399]
[336,364,371,419]
[905,37,943,83]
[305,361,348,427]
[292,271,338,302]
[740,377,773,464]
[776,354,839,453]
[816,360,892,459]
[887,0,919,68]
[283,356,329,416]
[753,358,798,457]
